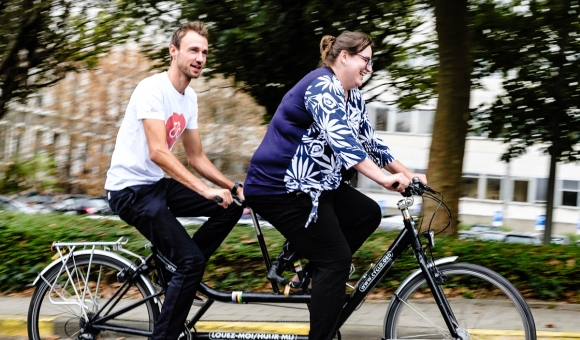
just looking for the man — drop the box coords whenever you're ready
[105,22,244,339]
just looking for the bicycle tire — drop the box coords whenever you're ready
[383,262,536,339]
[28,253,160,340]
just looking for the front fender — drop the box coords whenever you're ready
[393,256,458,295]
[31,250,158,301]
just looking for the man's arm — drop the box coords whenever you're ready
[181,128,245,200]
[142,119,234,207]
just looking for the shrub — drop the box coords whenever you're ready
[1,211,579,302]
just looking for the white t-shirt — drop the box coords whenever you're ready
[105,72,198,191]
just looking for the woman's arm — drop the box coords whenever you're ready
[354,158,409,192]
[385,160,428,184]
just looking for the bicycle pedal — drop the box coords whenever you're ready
[192,294,206,307]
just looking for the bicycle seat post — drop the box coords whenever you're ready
[248,207,282,294]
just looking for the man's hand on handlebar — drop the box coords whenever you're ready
[205,188,232,208]
[211,187,246,208]
[384,173,410,193]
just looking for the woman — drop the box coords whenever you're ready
[244,30,427,340]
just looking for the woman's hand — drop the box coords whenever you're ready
[383,173,410,193]
[407,173,427,185]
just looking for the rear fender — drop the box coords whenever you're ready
[31,249,158,302]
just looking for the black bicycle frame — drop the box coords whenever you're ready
[88,197,462,340]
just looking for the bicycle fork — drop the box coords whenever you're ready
[398,197,469,340]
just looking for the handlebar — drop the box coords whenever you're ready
[395,177,436,197]
[213,194,245,207]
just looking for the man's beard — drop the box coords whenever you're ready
[178,61,201,80]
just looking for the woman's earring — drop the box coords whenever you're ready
[343,60,347,66]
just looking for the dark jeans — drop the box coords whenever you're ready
[245,184,381,340]
[107,178,243,340]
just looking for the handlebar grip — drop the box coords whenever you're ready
[392,182,399,189]
[213,196,223,204]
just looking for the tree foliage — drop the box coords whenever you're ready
[471,0,580,242]
[0,153,58,194]
[472,0,580,161]
[0,0,152,119]
[145,0,436,121]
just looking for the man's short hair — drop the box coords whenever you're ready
[170,21,209,50]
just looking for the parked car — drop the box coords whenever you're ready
[458,224,502,240]
[476,231,507,242]
[468,224,501,233]
[378,215,419,231]
[53,196,113,215]
[0,195,52,214]
[503,232,542,245]
[547,234,571,245]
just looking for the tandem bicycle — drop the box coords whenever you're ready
[27,178,536,339]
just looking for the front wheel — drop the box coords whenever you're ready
[383,263,536,339]
[28,253,160,340]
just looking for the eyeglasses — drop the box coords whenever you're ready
[356,54,373,69]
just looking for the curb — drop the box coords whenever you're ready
[195,321,309,334]
[5,316,580,339]
[0,316,311,338]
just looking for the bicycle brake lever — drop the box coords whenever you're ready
[233,194,246,207]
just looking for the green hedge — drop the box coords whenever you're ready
[1,211,579,302]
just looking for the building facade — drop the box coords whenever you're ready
[0,48,266,196]
[362,103,580,235]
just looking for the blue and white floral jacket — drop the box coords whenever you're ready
[245,67,395,227]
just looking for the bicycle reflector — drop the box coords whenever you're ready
[422,230,435,248]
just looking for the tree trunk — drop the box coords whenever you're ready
[544,153,557,245]
[425,0,471,233]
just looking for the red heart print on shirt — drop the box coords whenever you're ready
[165,112,186,149]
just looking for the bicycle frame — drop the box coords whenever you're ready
[184,193,463,339]
[34,193,464,340]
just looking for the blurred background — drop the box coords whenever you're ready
[1,0,580,242]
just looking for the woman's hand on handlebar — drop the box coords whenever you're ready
[408,173,427,185]
[384,173,410,193]
[234,186,245,202]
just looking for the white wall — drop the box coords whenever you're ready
[358,106,580,235]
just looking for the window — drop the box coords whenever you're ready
[35,130,47,154]
[561,180,579,207]
[13,127,23,157]
[0,124,6,159]
[416,110,435,134]
[535,178,548,202]
[461,175,479,198]
[513,180,529,202]
[486,177,501,200]
[375,108,388,131]
[395,111,411,132]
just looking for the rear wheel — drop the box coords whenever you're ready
[28,253,159,340]
[383,263,536,339]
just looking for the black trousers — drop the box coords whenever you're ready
[107,178,243,340]
[245,184,381,340]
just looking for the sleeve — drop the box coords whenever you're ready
[304,75,368,169]
[356,93,396,167]
[185,88,199,130]
[133,78,166,121]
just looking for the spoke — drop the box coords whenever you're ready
[395,294,454,339]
